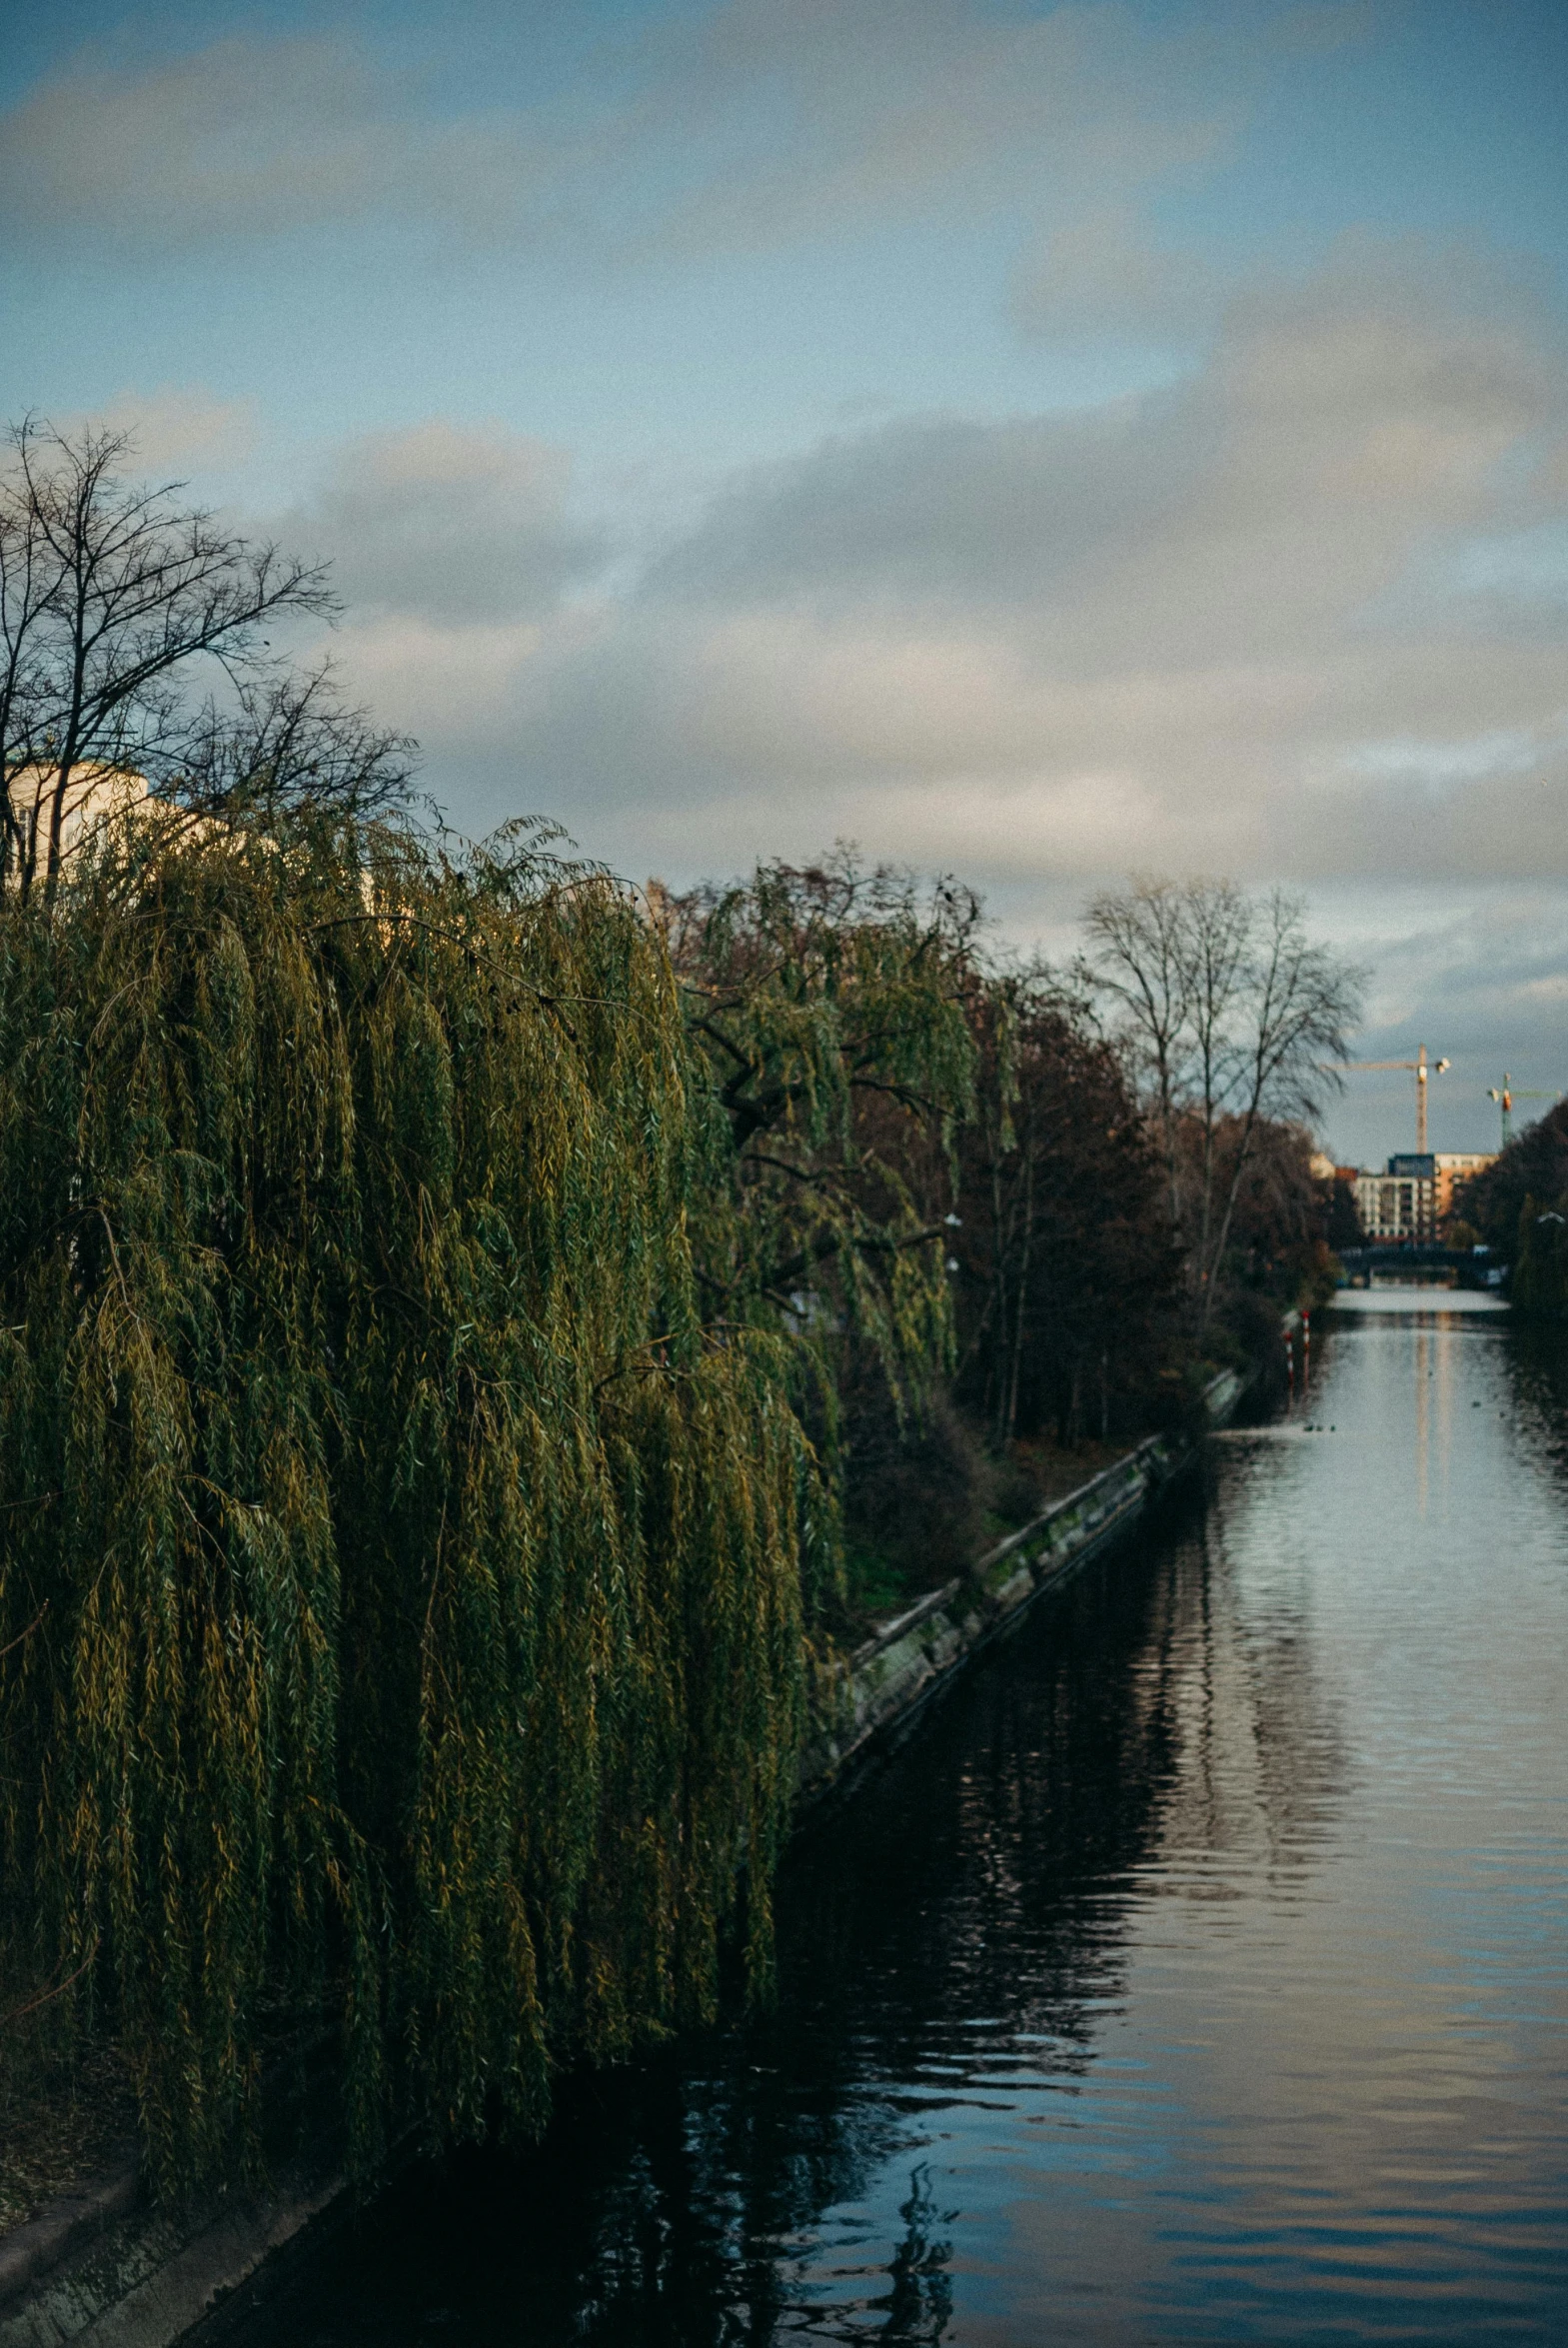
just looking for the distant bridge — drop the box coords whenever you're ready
[1336,1244,1497,1287]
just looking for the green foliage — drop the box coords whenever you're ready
[0,825,1206,2205]
[1510,1194,1568,1317]
[661,856,983,1631]
[1457,1103,1568,1269]
[0,817,817,2195]
[664,853,978,1525]
[668,857,976,1332]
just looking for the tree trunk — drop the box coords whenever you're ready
[1004,1137,1035,1448]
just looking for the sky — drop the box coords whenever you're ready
[4,0,1566,1164]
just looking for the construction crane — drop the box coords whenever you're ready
[1336,1044,1449,1155]
[1487,1074,1559,1150]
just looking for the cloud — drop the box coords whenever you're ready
[1009,204,1223,341]
[651,240,1558,633]
[0,4,1241,263]
[620,0,1232,260]
[0,34,582,253]
[304,244,1568,892]
[0,39,417,246]
[289,421,607,628]
[55,386,258,474]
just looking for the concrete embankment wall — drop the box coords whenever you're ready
[0,1370,1243,2348]
[0,2150,347,2348]
[798,1366,1242,1806]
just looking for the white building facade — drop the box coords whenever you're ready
[1354,1163,1437,1241]
[1351,1151,1496,1242]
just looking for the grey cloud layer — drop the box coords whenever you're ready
[650,247,1557,628]
[0,2,1299,261]
[1009,204,1224,341]
[0,38,488,245]
[312,250,1566,887]
[292,423,606,627]
[59,385,258,473]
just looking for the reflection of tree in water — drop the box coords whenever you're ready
[1151,1461,1349,1884]
[225,1485,1343,2347]
[541,1496,1342,2341]
[848,2166,954,2345]
[1504,1319,1568,1491]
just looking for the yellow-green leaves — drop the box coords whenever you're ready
[0,818,813,2194]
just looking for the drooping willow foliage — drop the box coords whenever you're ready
[664,856,981,1400]
[0,816,828,2195]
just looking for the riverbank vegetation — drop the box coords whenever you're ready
[0,817,827,2200]
[1453,1103,1568,1313]
[0,422,1363,2209]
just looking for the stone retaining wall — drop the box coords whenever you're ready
[798,1368,1241,1804]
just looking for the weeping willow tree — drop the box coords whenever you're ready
[663,856,979,1381]
[0,813,818,2196]
[658,855,983,1626]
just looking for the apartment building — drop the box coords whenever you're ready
[1432,1152,1494,1219]
[1354,1157,1438,1242]
[1351,1151,1496,1241]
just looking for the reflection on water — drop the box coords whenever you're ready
[234,1298,1568,2343]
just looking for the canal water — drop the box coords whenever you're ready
[237,1293,1568,2343]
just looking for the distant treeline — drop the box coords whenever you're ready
[1455,1104,1568,1315]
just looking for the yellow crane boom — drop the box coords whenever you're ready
[1335,1045,1449,1154]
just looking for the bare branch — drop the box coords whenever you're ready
[1081,872,1366,1328]
[0,414,415,902]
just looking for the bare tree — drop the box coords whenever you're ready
[1080,878,1193,1235]
[172,666,416,829]
[1084,877,1365,1332]
[0,415,411,899]
[1175,878,1255,1310]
